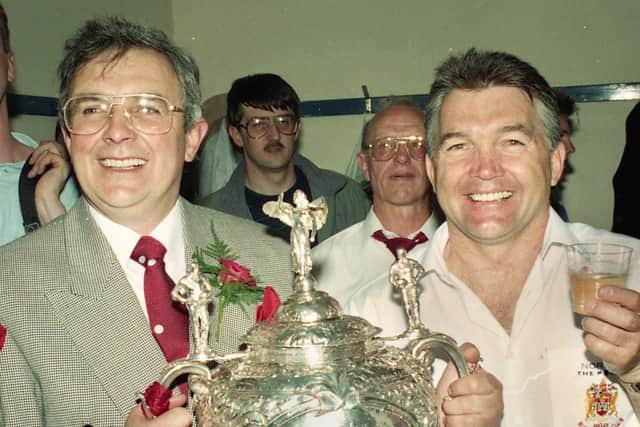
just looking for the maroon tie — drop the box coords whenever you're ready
[372,229,428,259]
[131,236,189,363]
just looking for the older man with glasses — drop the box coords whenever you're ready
[0,17,293,427]
[312,100,440,306]
[198,73,370,245]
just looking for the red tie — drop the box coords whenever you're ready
[131,236,189,363]
[372,229,428,259]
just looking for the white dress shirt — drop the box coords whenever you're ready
[343,209,640,427]
[312,207,439,304]
[90,202,186,321]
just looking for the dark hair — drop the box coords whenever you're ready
[554,88,578,135]
[226,73,300,127]
[0,2,11,53]
[425,48,560,156]
[57,16,201,130]
[361,98,425,150]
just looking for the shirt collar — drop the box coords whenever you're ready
[89,201,184,273]
[365,208,438,239]
[423,207,574,286]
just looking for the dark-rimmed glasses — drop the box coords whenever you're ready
[237,114,299,139]
[366,136,426,161]
[62,94,184,135]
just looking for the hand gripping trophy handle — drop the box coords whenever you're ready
[390,248,470,379]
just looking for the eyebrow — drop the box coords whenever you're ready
[439,124,534,145]
[499,124,534,137]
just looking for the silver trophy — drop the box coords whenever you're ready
[150,190,468,426]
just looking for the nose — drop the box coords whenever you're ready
[392,142,411,164]
[265,119,281,139]
[470,146,504,179]
[102,106,135,143]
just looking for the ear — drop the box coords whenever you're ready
[425,154,437,192]
[61,121,73,153]
[6,52,15,83]
[550,142,566,186]
[356,152,371,181]
[294,119,302,140]
[184,118,208,162]
[228,124,245,149]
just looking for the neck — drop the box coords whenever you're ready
[0,100,29,163]
[89,195,180,236]
[244,162,296,196]
[443,213,548,333]
[373,199,431,237]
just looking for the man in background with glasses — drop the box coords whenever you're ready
[198,73,370,245]
[0,17,292,427]
[313,100,439,303]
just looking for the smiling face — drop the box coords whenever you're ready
[229,105,299,174]
[358,105,431,210]
[63,48,205,233]
[426,86,564,245]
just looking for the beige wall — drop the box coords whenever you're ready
[173,0,639,230]
[4,0,639,230]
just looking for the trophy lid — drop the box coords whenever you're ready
[243,192,381,350]
[243,276,381,348]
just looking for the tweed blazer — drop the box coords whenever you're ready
[0,198,293,426]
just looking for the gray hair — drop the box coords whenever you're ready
[58,16,202,130]
[361,98,425,151]
[424,48,560,156]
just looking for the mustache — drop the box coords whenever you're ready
[264,141,285,151]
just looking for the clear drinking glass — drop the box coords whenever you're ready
[565,242,633,315]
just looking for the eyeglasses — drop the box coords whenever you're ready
[62,94,185,135]
[366,136,427,161]
[237,114,299,139]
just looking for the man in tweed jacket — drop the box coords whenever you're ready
[0,17,292,427]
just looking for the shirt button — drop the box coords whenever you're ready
[154,324,164,334]
[138,256,146,264]
[148,259,157,267]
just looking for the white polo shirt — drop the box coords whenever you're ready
[343,209,640,427]
[312,207,440,304]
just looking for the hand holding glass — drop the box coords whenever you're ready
[565,243,632,315]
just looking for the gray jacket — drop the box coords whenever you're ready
[198,154,371,243]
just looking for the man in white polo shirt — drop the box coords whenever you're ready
[345,48,640,426]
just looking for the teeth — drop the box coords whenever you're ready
[100,158,146,168]
[469,191,512,202]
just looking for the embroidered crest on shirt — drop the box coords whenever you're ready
[577,378,623,427]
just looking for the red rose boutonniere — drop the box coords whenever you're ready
[193,223,281,340]
[256,286,281,322]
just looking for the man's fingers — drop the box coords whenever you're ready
[448,370,501,398]
[594,286,640,313]
[458,342,481,365]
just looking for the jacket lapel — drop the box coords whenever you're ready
[46,200,167,415]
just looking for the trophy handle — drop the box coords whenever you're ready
[409,333,469,378]
[158,359,213,389]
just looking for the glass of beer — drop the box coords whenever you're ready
[566,242,633,315]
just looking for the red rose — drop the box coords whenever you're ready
[0,323,6,351]
[142,381,172,418]
[219,259,256,286]
[256,286,281,322]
